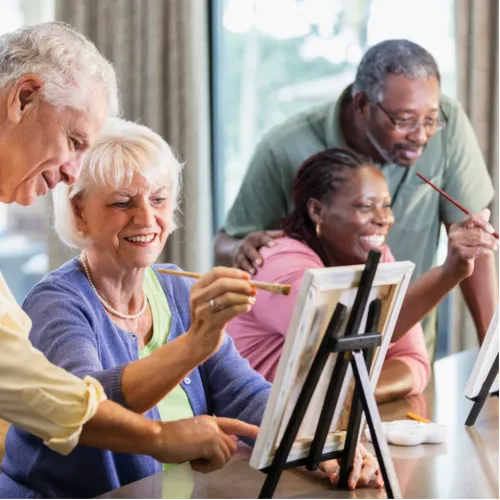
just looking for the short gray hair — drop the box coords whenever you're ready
[53,118,184,249]
[352,39,441,103]
[0,21,119,116]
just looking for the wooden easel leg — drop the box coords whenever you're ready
[350,350,402,499]
[338,300,382,489]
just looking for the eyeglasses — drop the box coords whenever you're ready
[377,102,448,134]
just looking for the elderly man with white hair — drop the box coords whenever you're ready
[0,21,257,470]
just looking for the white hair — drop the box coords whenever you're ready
[0,21,119,116]
[53,118,184,249]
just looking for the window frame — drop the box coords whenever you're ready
[208,0,226,234]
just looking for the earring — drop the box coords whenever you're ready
[315,223,321,239]
[78,230,85,238]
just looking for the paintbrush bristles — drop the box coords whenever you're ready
[157,268,291,296]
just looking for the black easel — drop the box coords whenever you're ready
[258,250,401,499]
[465,353,499,426]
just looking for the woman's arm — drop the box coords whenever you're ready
[375,359,415,404]
[392,266,456,341]
[392,212,497,342]
[120,335,208,413]
[375,323,431,404]
[23,281,206,413]
[24,269,258,415]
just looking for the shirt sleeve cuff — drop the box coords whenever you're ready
[43,376,107,455]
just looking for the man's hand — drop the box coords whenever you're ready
[152,416,259,473]
[232,230,284,275]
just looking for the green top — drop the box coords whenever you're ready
[223,85,495,360]
[140,267,194,477]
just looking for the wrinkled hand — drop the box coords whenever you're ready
[233,230,284,275]
[444,208,498,280]
[154,416,259,473]
[320,443,384,490]
[186,267,256,360]
[189,417,258,473]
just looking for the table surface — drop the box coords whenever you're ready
[98,348,499,499]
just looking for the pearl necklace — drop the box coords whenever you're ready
[79,256,148,320]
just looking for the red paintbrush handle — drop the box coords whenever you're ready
[416,172,498,239]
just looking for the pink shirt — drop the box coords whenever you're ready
[226,237,430,396]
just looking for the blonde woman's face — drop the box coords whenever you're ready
[74,172,172,270]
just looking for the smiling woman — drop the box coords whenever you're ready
[226,147,430,399]
[53,117,182,252]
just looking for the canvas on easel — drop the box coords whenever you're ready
[250,259,415,471]
[466,305,499,399]
[465,305,499,426]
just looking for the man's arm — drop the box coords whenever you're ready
[81,401,259,471]
[215,138,291,272]
[446,222,498,342]
[438,97,497,342]
[79,400,169,457]
[214,230,239,267]
[0,320,259,467]
[214,229,284,274]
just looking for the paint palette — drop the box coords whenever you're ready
[365,420,447,446]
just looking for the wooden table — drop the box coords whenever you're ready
[98,349,498,499]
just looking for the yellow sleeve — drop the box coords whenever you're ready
[0,275,106,455]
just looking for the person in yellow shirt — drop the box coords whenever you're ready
[0,21,257,470]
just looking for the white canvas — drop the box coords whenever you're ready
[250,260,415,470]
[465,305,499,399]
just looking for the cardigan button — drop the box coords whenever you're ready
[184,377,191,385]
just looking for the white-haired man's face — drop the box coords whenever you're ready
[0,75,108,205]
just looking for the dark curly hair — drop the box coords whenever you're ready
[282,148,374,266]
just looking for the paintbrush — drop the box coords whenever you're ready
[416,172,499,239]
[157,268,292,296]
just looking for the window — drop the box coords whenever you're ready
[211,0,456,226]
[0,0,54,303]
[211,0,457,358]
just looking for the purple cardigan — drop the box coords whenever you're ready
[0,258,271,499]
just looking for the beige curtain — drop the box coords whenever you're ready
[51,0,213,272]
[452,0,499,350]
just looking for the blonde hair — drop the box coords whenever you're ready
[53,118,183,249]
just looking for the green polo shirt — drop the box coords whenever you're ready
[223,85,494,360]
